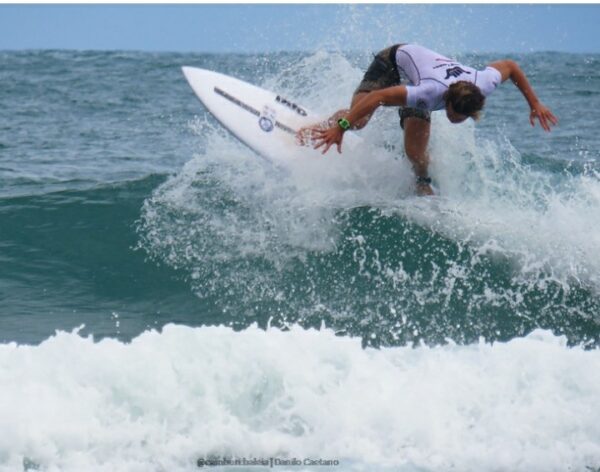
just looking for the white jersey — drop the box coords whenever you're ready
[395,44,502,111]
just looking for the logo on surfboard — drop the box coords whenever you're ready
[259,117,274,132]
[275,95,307,116]
[259,106,276,132]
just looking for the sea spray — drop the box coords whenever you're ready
[1,324,599,472]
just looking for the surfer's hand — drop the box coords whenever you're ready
[530,103,558,132]
[312,126,344,154]
[296,126,316,146]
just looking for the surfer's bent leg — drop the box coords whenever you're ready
[401,110,434,196]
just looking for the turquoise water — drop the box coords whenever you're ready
[1,49,600,471]
[2,50,599,346]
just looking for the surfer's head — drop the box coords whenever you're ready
[444,81,485,123]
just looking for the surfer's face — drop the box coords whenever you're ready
[445,103,469,124]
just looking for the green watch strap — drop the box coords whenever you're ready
[337,118,351,131]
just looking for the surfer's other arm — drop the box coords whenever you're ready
[312,86,408,154]
[489,59,558,132]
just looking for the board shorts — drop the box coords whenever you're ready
[354,44,431,130]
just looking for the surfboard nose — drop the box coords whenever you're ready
[181,66,215,87]
[181,66,194,81]
[181,67,207,91]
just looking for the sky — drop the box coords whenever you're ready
[0,4,599,54]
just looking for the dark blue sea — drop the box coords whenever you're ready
[1,48,600,471]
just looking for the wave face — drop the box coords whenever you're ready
[136,49,600,349]
[1,8,600,470]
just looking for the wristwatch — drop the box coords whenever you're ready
[337,118,351,131]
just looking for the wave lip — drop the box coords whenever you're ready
[1,324,599,472]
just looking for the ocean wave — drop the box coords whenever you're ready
[1,324,599,472]
[138,50,600,347]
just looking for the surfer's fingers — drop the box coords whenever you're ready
[538,114,548,131]
[312,128,329,138]
[313,139,326,150]
[295,132,307,145]
[547,110,559,125]
[532,106,558,132]
[315,138,335,153]
[540,108,558,131]
[541,112,554,131]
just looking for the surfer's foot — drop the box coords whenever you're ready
[415,176,435,196]
[416,183,435,196]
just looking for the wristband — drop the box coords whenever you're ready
[337,118,351,131]
[416,176,432,185]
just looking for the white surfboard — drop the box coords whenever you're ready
[182,67,362,164]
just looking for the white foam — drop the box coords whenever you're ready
[1,325,599,472]
[420,114,600,290]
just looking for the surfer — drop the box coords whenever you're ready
[299,44,558,195]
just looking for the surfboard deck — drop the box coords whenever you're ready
[182,67,362,164]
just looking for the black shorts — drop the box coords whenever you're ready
[355,44,431,130]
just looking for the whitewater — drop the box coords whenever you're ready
[2,325,600,471]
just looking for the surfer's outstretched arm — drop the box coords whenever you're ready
[296,89,391,146]
[489,60,558,132]
[312,86,408,154]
